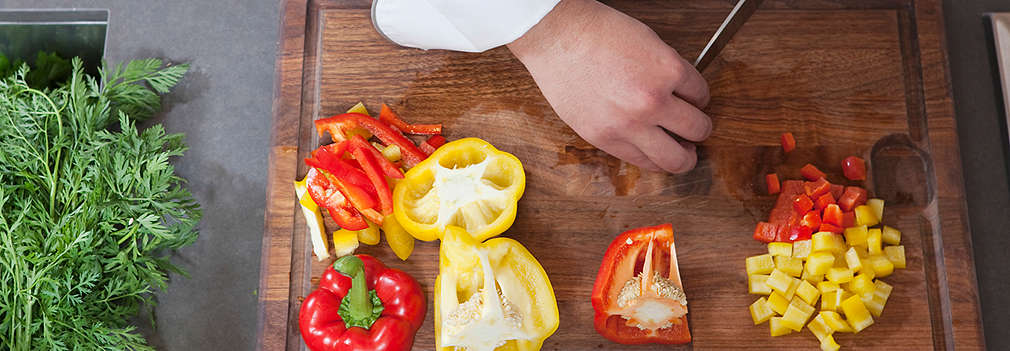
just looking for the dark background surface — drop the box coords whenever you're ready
[2,0,1007,350]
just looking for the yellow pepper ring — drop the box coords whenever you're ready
[393,138,525,242]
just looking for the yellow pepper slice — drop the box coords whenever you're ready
[294,178,329,261]
[382,215,414,260]
[435,226,558,351]
[393,138,525,241]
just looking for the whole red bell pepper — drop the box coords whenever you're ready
[315,113,429,168]
[591,224,691,345]
[299,254,426,351]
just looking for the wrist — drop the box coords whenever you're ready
[507,0,596,63]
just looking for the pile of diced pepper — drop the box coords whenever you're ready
[746,196,907,350]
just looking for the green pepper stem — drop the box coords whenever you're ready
[333,256,372,322]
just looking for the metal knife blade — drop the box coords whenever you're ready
[693,0,764,71]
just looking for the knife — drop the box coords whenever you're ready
[693,0,764,71]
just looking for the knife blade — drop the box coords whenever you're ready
[693,0,764,71]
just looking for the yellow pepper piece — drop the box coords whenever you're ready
[807,313,833,342]
[848,273,875,296]
[780,297,815,331]
[867,198,884,221]
[884,245,906,269]
[357,220,380,245]
[792,239,812,259]
[393,138,525,242]
[826,267,853,285]
[844,225,868,247]
[841,294,874,332]
[775,256,804,277]
[819,311,852,333]
[767,269,796,297]
[750,297,776,325]
[331,229,359,258]
[845,247,862,272]
[382,215,414,261]
[767,291,790,315]
[435,226,558,351]
[805,252,835,276]
[294,178,329,261]
[820,334,841,351]
[746,254,775,275]
[867,228,883,255]
[769,317,793,336]
[882,225,901,245]
[749,274,772,295]
[854,205,880,227]
[795,280,820,305]
[811,232,845,254]
[867,254,894,278]
[768,242,792,257]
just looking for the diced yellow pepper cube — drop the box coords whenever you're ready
[860,292,885,317]
[767,269,795,296]
[867,198,885,221]
[884,245,906,269]
[882,225,901,245]
[770,317,793,336]
[750,297,776,324]
[792,239,812,259]
[860,258,876,279]
[868,254,894,278]
[826,267,854,284]
[749,274,772,295]
[331,229,360,258]
[874,280,894,300]
[833,253,849,268]
[781,297,815,331]
[776,255,804,277]
[820,311,853,332]
[807,313,834,342]
[768,291,790,315]
[867,228,883,255]
[769,242,793,257]
[796,280,821,305]
[848,273,876,297]
[812,232,846,254]
[747,254,776,275]
[818,281,839,294]
[805,252,836,276]
[841,294,874,332]
[820,334,841,351]
[855,205,880,227]
[844,225,868,247]
[802,269,824,283]
[845,247,863,272]
[852,245,869,258]
[783,278,800,300]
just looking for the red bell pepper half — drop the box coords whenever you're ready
[315,113,429,168]
[348,135,396,216]
[299,255,426,351]
[378,104,442,135]
[800,164,826,181]
[841,156,867,181]
[591,224,691,345]
[766,173,781,195]
[781,132,796,153]
[304,168,369,231]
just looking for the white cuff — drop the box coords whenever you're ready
[372,0,561,53]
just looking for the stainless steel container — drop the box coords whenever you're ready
[0,9,108,74]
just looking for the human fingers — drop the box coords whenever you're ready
[671,55,711,108]
[636,126,698,174]
[594,139,663,172]
[653,94,712,143]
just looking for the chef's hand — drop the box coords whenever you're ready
[508,0,711,174]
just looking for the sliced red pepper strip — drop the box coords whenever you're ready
[348,135,395,216]
[800,163,826,181]
[814,192,836,211]
[838,186,868,212]
[378,104,442,135]
[842,156,867,181]
[792,194,814,214]
[306,146,380,212]
[419,135,447,155]
[781,132,796,153]
[822,204,844,227]
[316,113,429,167]
[304,168,369,231]
[804,178,831,198]
[766,174,781,195]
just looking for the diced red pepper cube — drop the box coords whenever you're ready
[775,224,792,242]
[804,178,832,198]
[841,211,856,228]
[781,133,796,153]
[766,174,781,195]
[838,186,868,211]
[800,163,826,181]
[753,222,780,243]
[800,211,821,232]
[792,194,814,214]
[822,204,844,226]
[830,184,845,199]
[769,181,805,224]
[788,225,814,242]
[842,156,867,181]
[815,192,836,210]
[819,223,843,234]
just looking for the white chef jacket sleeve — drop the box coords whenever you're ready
[371,0,562,53]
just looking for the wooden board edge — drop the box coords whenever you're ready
[256,0,309,350]
[914,0,987,349]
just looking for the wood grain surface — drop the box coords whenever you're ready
[257,0,984,350]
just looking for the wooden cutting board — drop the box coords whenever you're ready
[257,0,984,349]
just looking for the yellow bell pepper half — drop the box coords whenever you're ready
[435,226,558,351]
[393,138,525,242]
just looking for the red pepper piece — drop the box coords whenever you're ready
[800,211,821,232]
[379,104,442,135]
[304,168,369,231]
[299,255,426,351]
[781,132,796,153]
[830,184,845,199]
[792,194,814,214]
[766,174,781,195]
[788,225,814,242]
[768,180,805,224]
[838,186,868,211]
[804,177,831,198]
[774,224,793,242]
[305,146,379,212]
[841,156,867,181]
[819,223,843,234]
[800,164,826,181]
[753,222,780,243]
[419,135,447,155]
[348,135,395,217]
[841,211,856,228]
[591,224,691,344]
[814,192,836,210]
[315,113,429,167]
[822,204,844,227]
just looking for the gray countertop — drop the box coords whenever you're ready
[3,0,1008,350]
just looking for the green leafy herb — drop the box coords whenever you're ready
[0,58,200,350]
[0,51,73,89]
